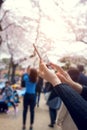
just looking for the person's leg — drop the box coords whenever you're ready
[57,102,68,126]
[54,109,57,124]
[37,92,41,107]
[36,92,39,107]
[7,96,16,110]
[10,101,16,109]
[3,102,8,112]
[0,102,4,112]
[4,100,10,113]
[23,94,29,129]
[0,102,8,113]
[48,108,56,127]
[51,83,87,130]
[9,98,19,113]
[49,108,54,124]
[30,94,36,129]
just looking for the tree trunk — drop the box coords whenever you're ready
[0,0,4,8]
[11,62,18,84]
[8,58,12,81]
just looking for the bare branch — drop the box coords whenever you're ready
[2,23,14,31]
[0,24,3,31]
[29,50,36,58]
[80,40,87,44]
[6,34,13,57]
[0,36,2,45]
[0,10,9,23]
[2,23,27,32]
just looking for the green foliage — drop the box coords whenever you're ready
[2,58,10,65]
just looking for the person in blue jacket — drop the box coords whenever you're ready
[39,60,87,130]
[22,67,38,130]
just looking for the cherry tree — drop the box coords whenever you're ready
[0,0,87,72]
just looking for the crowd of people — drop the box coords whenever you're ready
[38,61,87,130]
[0,60,87,130]
[20,60,87,130]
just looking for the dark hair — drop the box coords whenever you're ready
[68,67,80,82]
[5,81,10,85]
[29,68,38,83]
[77,65,84,72]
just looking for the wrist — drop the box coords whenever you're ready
[52,79,61,87]
[67,80,75,87]
[67,80,82,93]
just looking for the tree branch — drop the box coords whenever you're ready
[2,23,15,31]
[0,10,9,23]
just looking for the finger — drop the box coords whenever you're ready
[50,62,58,70]
[39,61,44,71]
[56,72,67,82]
[40,59,43,63]
[50,62,65,74]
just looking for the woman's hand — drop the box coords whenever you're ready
[50,62,73,84]
[50,62,82,93]
[39,61,61,86]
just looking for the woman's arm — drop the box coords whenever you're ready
[39,61,61,86]
[50,63,83,94]
[39,61,87,130]
[66,80,82,94]
[39,61,82,93]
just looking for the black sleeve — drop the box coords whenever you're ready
[81,85,87,101]
[53,83,87,130]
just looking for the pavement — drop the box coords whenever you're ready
[0,94,62,130]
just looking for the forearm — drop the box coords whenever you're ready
[53,83,87,130]
[67,80,83,94]
[52,77,82,94]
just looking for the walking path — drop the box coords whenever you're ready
[0,94,62,130]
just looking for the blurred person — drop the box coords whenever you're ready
[67,67,80,82]
[0,88,8,113]
[36,76,43,107]
[13,89,20,103]
[56,67,79,129]
[68,66,87,86]
[77,64,87,86]
[38,60,87,130]
[46,83,62,128]
[2,81,18,113]
[22,67,38,130]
